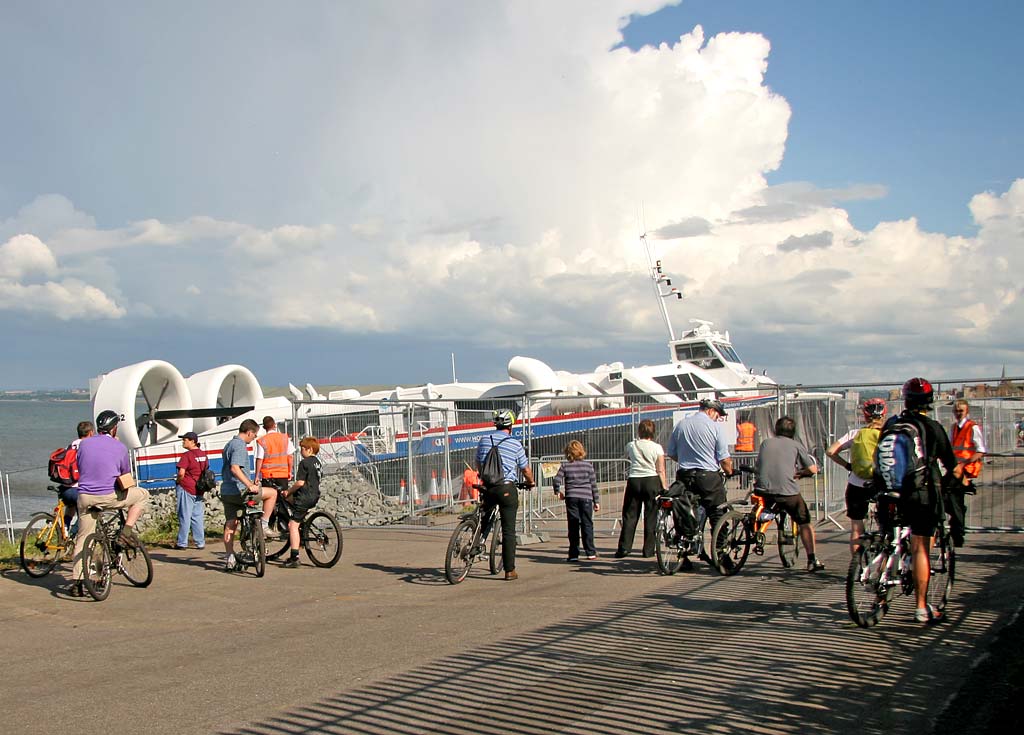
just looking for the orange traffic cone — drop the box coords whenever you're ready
[399,478,408,505]
[429,470,442,503]
[413,476,423,506]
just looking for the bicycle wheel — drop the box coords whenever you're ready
[82,533,113,601]
[304,511,344,568]
[925,531,956,613]
[711,510,751,576]
[846,540,894,628]
[444,519,478,585]
[117,540,153,587]
[654,506,686,575]
[251,522,266,577]
[489,523,504,575]
[777,511,800,568]
[266,509,291,561]
[20,512,63,578]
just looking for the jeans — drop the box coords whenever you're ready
[176,485,205,548]
[480,483,519,572]
[565,497,596,558]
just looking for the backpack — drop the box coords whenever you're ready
[48,444,79,486]
[195,467,217,495]
[850,427,880,480]
[662,479,699,539]
[479,436,511,488]
[875,418,927,497]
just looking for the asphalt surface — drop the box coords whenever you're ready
[1,526,1022,735]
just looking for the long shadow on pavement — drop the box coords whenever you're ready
[219,537,1024,735]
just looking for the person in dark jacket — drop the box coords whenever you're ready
[553,440,600,561]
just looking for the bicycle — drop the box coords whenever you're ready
[264,490,344,568]
[80,508,153,601]
[846,492,955,628]
[710,489,801,576]
[444,483,528,585]
[230,490,267,577]
[20,485,76,578]
[653,480,715,575]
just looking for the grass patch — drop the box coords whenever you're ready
[138,511,221,547]
[0,534,21,571]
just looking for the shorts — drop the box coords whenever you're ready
[285,491,319,523]
[844,482,874,521]
[900,491,939,537]
[760,492,811,526]
[261,477,289,493]
[222,494,245,522]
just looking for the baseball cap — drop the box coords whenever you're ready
[179,431,199,442]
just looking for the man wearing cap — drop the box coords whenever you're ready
[666,398,734,567]
[175,431,209,550]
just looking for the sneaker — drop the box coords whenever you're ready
[282,555,300,568]
[504,570,519,581]
[65,581,85,598]
[915,605,944,624]
[262,522,280,540]
[718,555,735,572]
[680,556,694,572]
[566,556,579,562]
[807,558,826,573]
[613,551,628,559]
[174,545,189,551]
[224,554,238,572]
[586,554,598,560]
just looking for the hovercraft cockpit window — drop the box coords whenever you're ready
[714,343,742,363]
[674,341,723,370]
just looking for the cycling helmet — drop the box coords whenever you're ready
[96,409,123,434]
[492,409,516,429]
[699,398,727,417]
[862,398,887,420]
[902,377,934,410]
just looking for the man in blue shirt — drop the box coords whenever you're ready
[474,409,535,580]
[666,398,734,564]
[220,418,277,572]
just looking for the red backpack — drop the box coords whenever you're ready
[48,444,80,485]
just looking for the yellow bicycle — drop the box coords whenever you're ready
[20,485,76,578]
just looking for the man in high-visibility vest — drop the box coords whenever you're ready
[948,399,986,547]
[255,416,294,539]
[735,415,757,453]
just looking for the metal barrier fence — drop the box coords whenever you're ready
[280,378,1023,536]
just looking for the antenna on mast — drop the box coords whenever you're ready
[639,225,682,342]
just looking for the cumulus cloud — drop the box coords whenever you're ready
[0,4,1020,381]
[777,231,833,252]
[0,234,124,319]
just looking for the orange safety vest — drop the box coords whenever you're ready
[257,431,292,478]
[951,420,982,479]
[735,421,756,453]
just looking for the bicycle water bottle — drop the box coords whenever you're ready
[758,510,776,522]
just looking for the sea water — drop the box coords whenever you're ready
[0,400,93,522]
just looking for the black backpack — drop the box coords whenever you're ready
[479,436,511,488]
[662,479,699,538]
[195,467,217,496]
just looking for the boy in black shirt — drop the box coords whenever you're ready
[280,436,323,568]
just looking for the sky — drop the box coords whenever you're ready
[1,0,1022,390]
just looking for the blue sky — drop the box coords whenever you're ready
[0,1,1021,390]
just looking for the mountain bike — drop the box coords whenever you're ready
[231,491,267,577]
[710,489,801,576]
[20,485,76,578]
[846,493,955,628]
[265,491,344,568]
[81,508,153,601]
[653,480,715,575]
[444,483,527,584]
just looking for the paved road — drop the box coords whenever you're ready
[1,526,1021,735]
